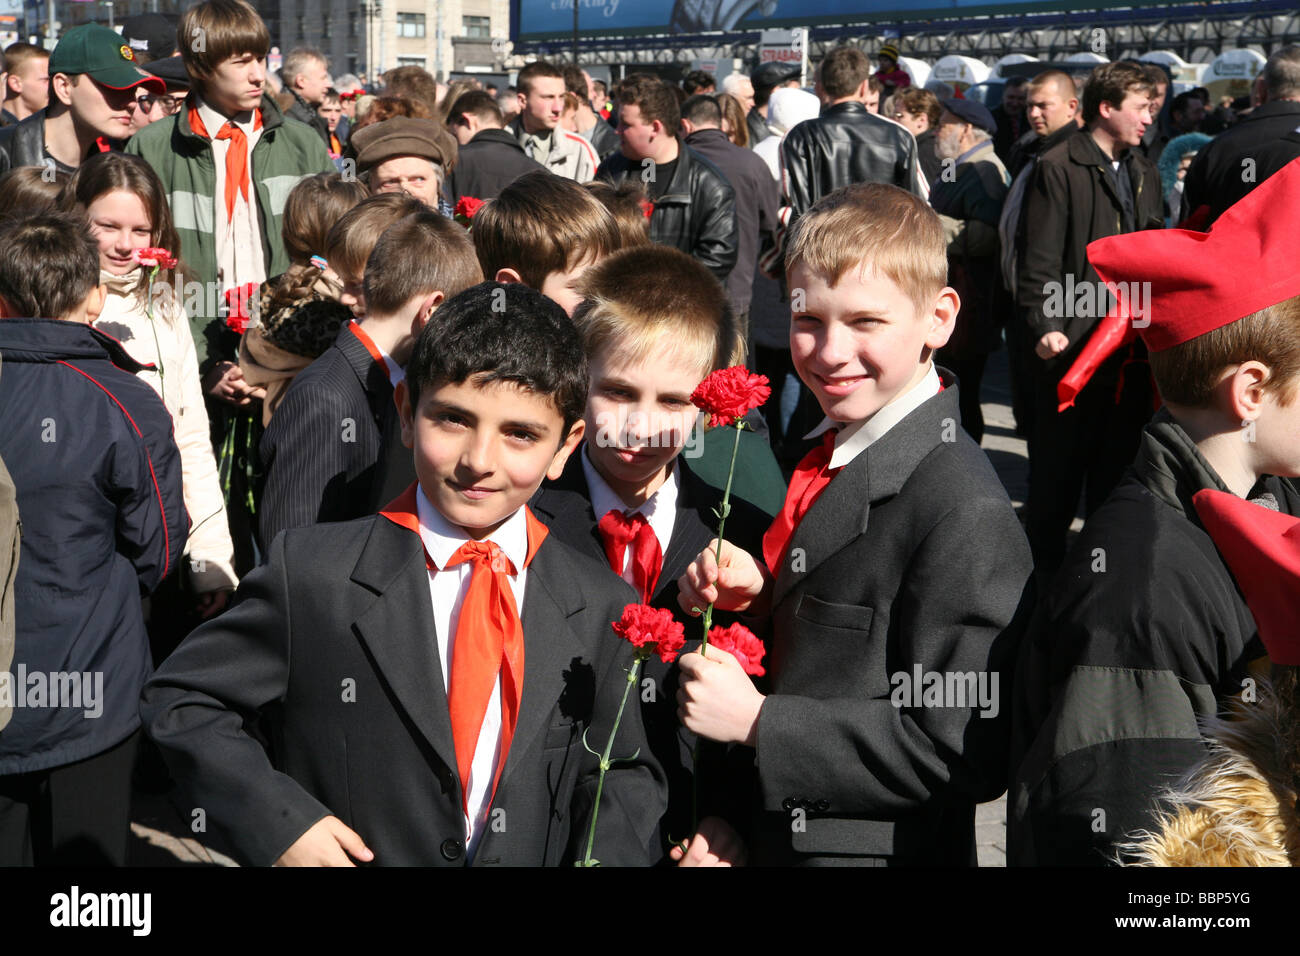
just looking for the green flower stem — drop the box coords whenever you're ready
[579,652,644,867]
[143,265,165,396]
[700,422,743,655]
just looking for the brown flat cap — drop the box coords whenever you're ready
[352,117,458,173]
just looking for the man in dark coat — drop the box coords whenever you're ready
[1010,166,1300,863]
[681,93,779,351]
[1016,61,1164,583]
[782,45,923,236]
[990,76,1028,164]
[280,47,332,150]
[597,74,737,282]
[446,90,545,203]
[1182,45,1300,227]
[929,98,1009,444]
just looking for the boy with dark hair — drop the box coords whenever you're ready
[675,183,1032,866]
[531,246,778,855]
[445,90,544,203]
[507,60,598,182]
[142,281,666,866]
[0,212,186,865]
[596,73,738,282]
[471,170,622,316]
[259,199,481,548]
[1010,157,1300,866]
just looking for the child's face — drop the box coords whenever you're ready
[203,52,267,116]
[539,254,600,317]
[399,376,584,540]
[87,189,154,275]
[789,262,956,424]
[584,344,705,503]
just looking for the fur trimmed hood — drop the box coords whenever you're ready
[1123,680,1300,866]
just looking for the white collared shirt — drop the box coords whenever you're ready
[806,364,943,470]
[581,445,679,586]
[196,98,266,295]
[415,487,529,860]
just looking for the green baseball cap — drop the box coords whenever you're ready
[49,24,165,91]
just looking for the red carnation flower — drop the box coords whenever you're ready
[455,196,485,222]
[223,282,260,335]
[690,366,771,428]
[612,603,686,664]
[132,246,177,270]
[706,623,766,676]
[638,198,654,220]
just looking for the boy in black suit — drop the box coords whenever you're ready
[142,282,667,866]
[530,245,772,860]
[258,198,483,548]
[677,184,1034,866]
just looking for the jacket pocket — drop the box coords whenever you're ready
[785,594,891,699]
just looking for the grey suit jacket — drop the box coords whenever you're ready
[141,509,667,866]
[751,371,1034,865]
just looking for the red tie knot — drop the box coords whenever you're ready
[598,509,648,547]
[448,539,515,575]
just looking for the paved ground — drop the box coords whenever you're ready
[129,349,1037,867]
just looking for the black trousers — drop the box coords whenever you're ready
[0,729,140,866]
[1024,350,1154,584]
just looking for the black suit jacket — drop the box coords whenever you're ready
[257,325,415,550]
[530,451,769,849]
[750,372,1034,865]
[140,510,667,866]
[448,128,547,203]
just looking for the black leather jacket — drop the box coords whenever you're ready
[0,110,62,175]
[780,101,923,226]
[597,139,738,281]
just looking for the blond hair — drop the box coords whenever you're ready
[572,245,738,377]
[785,183,947,314]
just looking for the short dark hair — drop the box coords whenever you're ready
[1082,60,1155,123]
[820,46,872,99]
[682,70,714,95]
[447,89,502,127]
[405,281,588,435]
[1170,90,1203,117]
[0,212,99,320]
[517,60,564,97]
[613,73,680,131]
[681,93,722,128]
[560,64,588,98]
[363,210,483,316]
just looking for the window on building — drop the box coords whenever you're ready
[396,56,427,68]
[348,54,359,75]
[322,17,331,39]
[397,12,426,38]
[463,15,491,38]
[296,15,305,39]
[349,11,359,37]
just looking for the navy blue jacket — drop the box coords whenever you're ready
[0,319,186,773]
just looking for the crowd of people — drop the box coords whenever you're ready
[2,0,1300,868]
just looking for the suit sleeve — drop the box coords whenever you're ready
[257,377,352,548]
[691,173,738,282]
[112,386,187,592]
[1016,157,1072,340]
[140,531,333,866]
[566,587,669,866]
[754,497,1032,817]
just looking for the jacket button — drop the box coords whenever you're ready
[440,839,464,861]
[782,798,797,811]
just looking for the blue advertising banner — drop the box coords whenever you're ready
[514,0,1144,41]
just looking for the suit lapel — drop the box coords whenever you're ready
[529,449,606,563]
[349,517,457,775]
[497,539,587,788]
[771,374,961,610]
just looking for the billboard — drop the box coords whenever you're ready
[515,0,1149,43]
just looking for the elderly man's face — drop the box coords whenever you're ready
[372,155,441,206]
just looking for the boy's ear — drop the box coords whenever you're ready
[409,290,444,336]
[924,286,960,351]
[395,380,415,449]
[856,78,871,101]
[546,418,586,482]
[494,267,524,285]
[83,284,107,325]
[1223,360,1271,424]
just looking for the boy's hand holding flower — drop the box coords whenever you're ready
[677,623,767,746]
